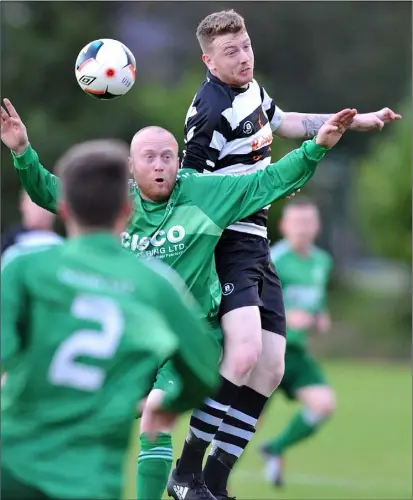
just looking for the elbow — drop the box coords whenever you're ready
[273,127,290,140]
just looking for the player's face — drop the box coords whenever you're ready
[203,32,254,87]
[130,134,179,202]
[280,205,320,249]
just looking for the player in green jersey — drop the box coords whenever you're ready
[2,97,356,500]
[260,197,335,487]
[0,129,221,499]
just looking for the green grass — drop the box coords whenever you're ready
[125,360,411,500]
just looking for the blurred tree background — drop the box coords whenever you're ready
[1,1,411,358]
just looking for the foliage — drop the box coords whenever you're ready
[354,95,412,265]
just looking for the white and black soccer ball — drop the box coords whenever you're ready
[75,39,136,100]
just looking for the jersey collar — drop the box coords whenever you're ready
[66,232,121,252]
[206,71,250,93]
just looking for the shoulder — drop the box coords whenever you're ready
[1,241,62,274]
[313,247,334,269]
[195,77,234,109]
[190,77,234,122]
[270,239,291,263]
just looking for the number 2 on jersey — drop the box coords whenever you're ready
[48,295,124,392]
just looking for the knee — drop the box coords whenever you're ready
[231,345,262,380]
[222,339,262,382]
[268,358,285,390]
[259,352,285,392]
[306,389,337,419]
[140,389,177,434]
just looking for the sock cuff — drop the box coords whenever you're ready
[140,432,172,451]
[214,375,241,406]
[231,386,269,419]
[204,375,240,411]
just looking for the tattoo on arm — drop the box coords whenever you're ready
[301,114,332,138]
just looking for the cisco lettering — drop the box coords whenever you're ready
[121,225,186,259]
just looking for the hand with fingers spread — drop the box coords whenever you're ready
[1,98,29,155]
[315,108,357,149]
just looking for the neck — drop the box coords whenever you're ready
[25,224,54,231]
[66,220,121,238]
[138,186,169,204]
[209,69,248,89]
[291,243,312,257]
[139,191,156,202]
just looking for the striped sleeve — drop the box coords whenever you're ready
[261,86,285,132]
[181,83,233,173]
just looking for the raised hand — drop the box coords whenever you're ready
[1,98,29,155]
[315,108,357,149]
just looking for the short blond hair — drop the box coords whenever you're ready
[196,10,246,52]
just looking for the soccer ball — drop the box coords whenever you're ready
[75,39,136,100]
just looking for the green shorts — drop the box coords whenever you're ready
[153,321,222,394]
[278,344,328,400]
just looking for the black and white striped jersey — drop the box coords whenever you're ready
[181,71,284,239]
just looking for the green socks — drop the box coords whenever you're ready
[265,408,326,455]
[137,433,173,500]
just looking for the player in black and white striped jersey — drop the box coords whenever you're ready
[168,9,401,500]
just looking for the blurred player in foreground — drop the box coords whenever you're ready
[260,197,334,487]
[1,137,220,500]
[1,191,62,254]
[2,97,354,500]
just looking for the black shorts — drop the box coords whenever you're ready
[214,230,286,336]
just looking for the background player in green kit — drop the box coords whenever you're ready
[260,197,335,487]
[1,97,356,500]
[0,133,221,500]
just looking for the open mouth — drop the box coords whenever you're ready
[155,178,165,184]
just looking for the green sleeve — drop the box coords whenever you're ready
[1,253,27,370]
[186,138,328,228]
[149,266,220,413]
[12,145,60,214]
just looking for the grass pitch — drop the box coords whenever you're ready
[126,360,411,499]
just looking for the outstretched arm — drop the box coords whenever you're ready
[189,109,356,229]
[1,99,60,213]
[275,108,402,139]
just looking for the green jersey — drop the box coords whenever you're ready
[12,138,329,322]
[1,233,219,499]
[271,239,333,346]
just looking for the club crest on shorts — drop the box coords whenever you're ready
[222,283,234,296]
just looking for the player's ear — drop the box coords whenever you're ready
[128,156,134,175]
[279,217,286,236]
[58,200,69,222]
[202,53,213,70]
[122,199,132,219]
